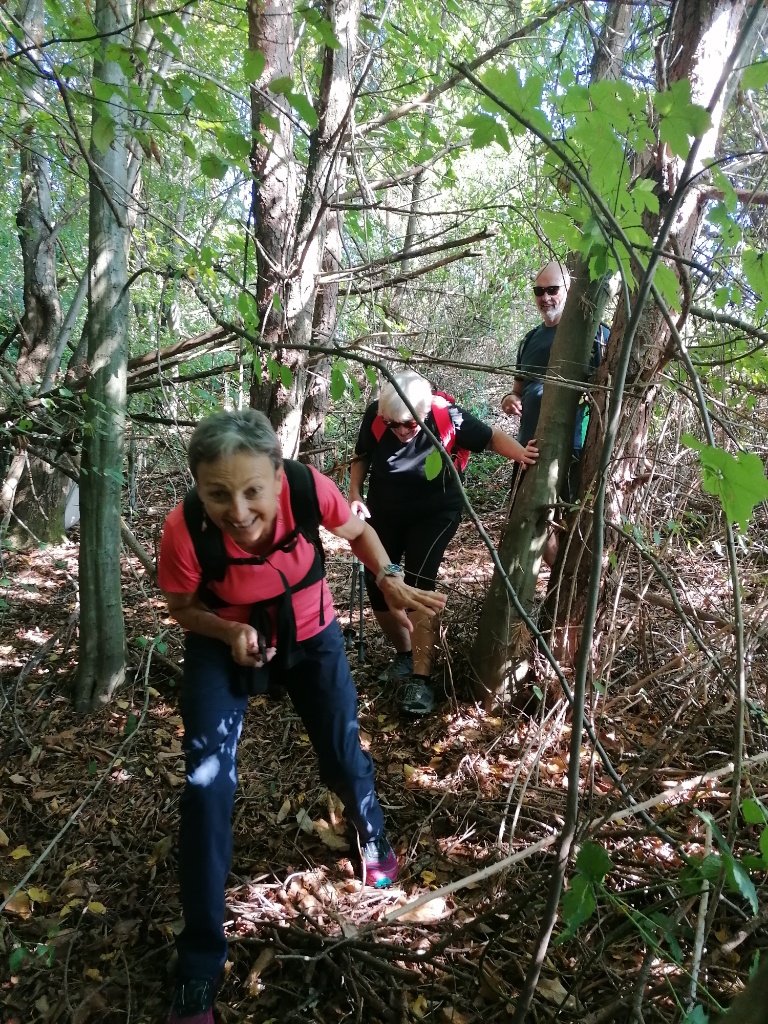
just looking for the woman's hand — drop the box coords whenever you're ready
[378,575,446,633]
[228,623,276,668]
[350,498,370,519]
[519,439,539,466]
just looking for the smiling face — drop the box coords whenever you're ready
[533,263,569,326]
[195,451,284,553]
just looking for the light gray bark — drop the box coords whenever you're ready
[248,0,362,456]
[74,0,131,710]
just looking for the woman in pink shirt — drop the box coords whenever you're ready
[159,408,444,1024]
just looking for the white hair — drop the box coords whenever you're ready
[378,370,432,421]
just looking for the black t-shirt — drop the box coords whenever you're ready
[515,322,607,451]
[355,400,493,516]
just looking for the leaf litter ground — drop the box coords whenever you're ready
[1,493,767,1024]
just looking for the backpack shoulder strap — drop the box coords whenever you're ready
[183,488,227,584]
[516,326,537,369]
[283,460,322,543]
[430,396,455,453]
[371,414,386,441]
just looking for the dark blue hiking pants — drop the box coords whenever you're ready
[175,621,383,980]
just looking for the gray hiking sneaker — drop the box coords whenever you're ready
[400,678,436,716]
[377,651,413,683]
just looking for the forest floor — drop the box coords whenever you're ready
[2,484,767,1024]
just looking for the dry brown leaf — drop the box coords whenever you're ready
[537,976,576,1009]
[2,889,31,918]
[313,818,349,851]
[148,835,173,867]
[276,798,291,823]
[398,896,450,923]
[439,1008,472,1024]
[246,947,275,996]
[0,827,8,847]
[325,791,345,831]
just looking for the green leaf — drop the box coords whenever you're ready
[260,112,281,133]
[458,113,509,152]
[725,858,758,915]
[200,153,229,179]
[424,448,442,481]
[124,712,138,737]
[365,366,377,387]
[279,364,293,389]
[682,437,768,532]
[575,841,612,883]
[743,248,768,303]
[653,79,711,158]
[269,75,294,95]
[681,1007,709,1024]
[287,91,318,129]
[9,946,30,972]
[300,8,341,49]
[559,875,595,940]
[92,114,115,154]
[742,798,768,825]
[653,263,681,312]
[742,60,768,92]
[244,48,266,83]
[330,364,346,400]
[760,826,768,863]
[181,134,197,160]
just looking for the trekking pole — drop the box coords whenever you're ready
[355,542,366,665]
[343,510,367,664]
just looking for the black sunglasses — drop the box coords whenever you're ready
[533,285,562,297]
[383,418,417,430]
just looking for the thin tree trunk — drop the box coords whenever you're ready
[248,0,361,457]
[74,0,131,710]
[471,256,610,703]
[552,0,753,650]
[5,0,69,547]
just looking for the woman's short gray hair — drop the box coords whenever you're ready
[379,370,432,422]
[188,408,283,478]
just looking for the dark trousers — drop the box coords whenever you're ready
[364,508,461,611]
[175,621,383,980]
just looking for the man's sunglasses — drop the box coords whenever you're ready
[533,285,562,297]
[383,418,417,430]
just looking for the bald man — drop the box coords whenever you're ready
[502,261,607,499]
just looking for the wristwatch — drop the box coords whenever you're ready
[375,563,403,587]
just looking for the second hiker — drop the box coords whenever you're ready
[159,407,446,1024]
[349,369,538,716]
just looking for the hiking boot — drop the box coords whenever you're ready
[167,977,217,1024]
[377,651,413,683]
[400,678,436,716]
[353,833,399,887]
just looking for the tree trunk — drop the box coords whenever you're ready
[248,0,361,456]
[551,0,754,650]
[74,0,131,711]
[3,0,69,547]
[471,257,610,705]
[469,2,631,706]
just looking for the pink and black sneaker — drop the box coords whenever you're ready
[355,833,399,887]
[167,977,216,1024]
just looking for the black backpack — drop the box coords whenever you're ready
[182,459,326,693]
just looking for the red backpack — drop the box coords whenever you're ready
[371,389,471,473]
